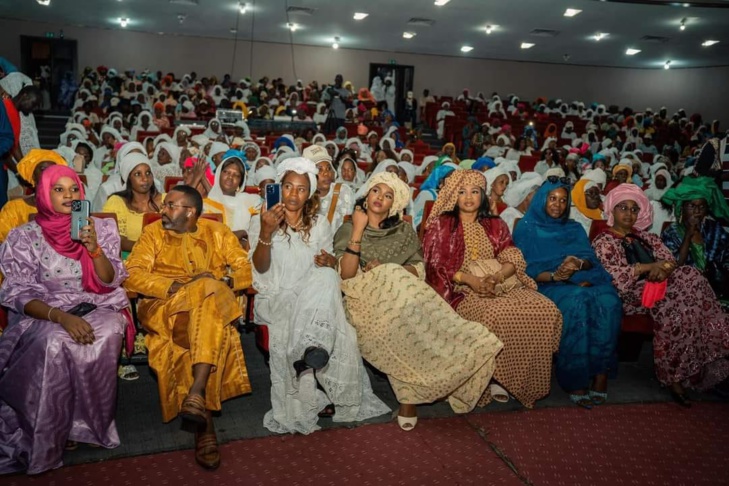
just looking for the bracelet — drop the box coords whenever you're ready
[454,271,463,284]
[344,247,361,257]
[635,263,642,274]
[348,239,362,246]
[258,238,273,246]
[578,259,584,270]
[47,307,56,323]
[496,272,505,284]
[88,246,103,259]
[549,272,555,282]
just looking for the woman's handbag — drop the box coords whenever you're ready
[467,259,523,296]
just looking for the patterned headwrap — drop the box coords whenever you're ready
[364,172,411,217]
[604,183,653,231]
[425,170,487,229]
[17,149,67,187]
[612,162,633,178]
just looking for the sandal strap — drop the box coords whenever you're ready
[182,393,206,412]
[196,433,218,452]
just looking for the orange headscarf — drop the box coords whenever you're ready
[571,178,603,220]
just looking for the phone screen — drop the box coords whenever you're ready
[265,183,281,210]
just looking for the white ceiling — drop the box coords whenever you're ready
[2,0,729,68]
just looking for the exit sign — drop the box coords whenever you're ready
[389,59,397,65]
[45,31,55,38]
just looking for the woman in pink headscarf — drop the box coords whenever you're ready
[183,156,214,198]
[592,183,729,407]
[0,165,131,474]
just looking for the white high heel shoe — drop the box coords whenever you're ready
[397,415,418,431]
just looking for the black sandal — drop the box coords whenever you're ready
[293,347,330,378]
[318,404,336,418]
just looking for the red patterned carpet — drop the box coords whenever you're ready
[7,402,729,486]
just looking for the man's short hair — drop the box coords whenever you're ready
[170,185,203,216]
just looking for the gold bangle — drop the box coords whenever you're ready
[454,271,463,284]
[496,272,505,284]
[348,239,362,246]
[47,307,56,323]
[258,238,273,246]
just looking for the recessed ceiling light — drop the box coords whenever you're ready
[702,40,719,47]
[403,32,416,39]
[683,2,690,6]
[485,25,494,35]
[664,60,671,70]
[287,22,298,31]
[625,48,641,55]
[564,8,582,17]
[332,36,340,49]
[353,12,368,20]
[120,18,129,27]
[434,0,451,5]
[238,2,247,14]
[521,42,535,49]
[229,28,237,33]
[461,45,473,53]
[680,18,686,30]
[593,32,608,41]
[36,0,51,5]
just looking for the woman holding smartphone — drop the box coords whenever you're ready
[247,157,389,435]
[0,165,131,475]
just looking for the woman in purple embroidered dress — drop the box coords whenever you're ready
[0,165,129,475]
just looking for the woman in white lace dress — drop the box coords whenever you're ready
[247,157,390,435]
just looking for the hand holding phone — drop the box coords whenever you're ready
[72,154,86,173]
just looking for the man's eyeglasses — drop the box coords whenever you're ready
[685,202,707,212]
[546,176,572,185]
[160,202,193,212]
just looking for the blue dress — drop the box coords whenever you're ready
[513,180,623,392]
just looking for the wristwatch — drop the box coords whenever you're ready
[550,272,555,282]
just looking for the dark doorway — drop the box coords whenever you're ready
[368,63,415,124]
[20,36,78,109]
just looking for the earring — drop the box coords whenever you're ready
[363,201,368,210]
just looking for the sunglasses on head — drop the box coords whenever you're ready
[546,176,571,185]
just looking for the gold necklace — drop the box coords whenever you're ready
[286,216,304,230]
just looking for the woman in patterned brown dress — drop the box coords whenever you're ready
[423,170,563,409]
[334,172,503,431]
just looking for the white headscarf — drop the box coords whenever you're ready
[276,157,319,197]
[151,142,182,179]
[399,149,414,163]
[644,168,673,202]
[484,166,509,195]
[581,168,607,189]
[0,72,32,97]
[207,155,259,231]
[416,155,439,175]
[398,162,416,184]
[119,152,152,185]
[498,159,521,180]
[203,118,223,139]
[252,164,277,186]
[503,172,543,207]
[335,156,365,190]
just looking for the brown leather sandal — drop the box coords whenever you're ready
[194,430,220,470]
[180,393,207,427]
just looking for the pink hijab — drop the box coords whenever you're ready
[184,157,215,186]
[604,183,654,231]
[35,165,113,295]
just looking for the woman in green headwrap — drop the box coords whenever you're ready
[660,176,729,300]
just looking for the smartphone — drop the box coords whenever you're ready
[72,154,85,173]
[265,183,281,210]
[70,200,91,241]
[67,302,97,317]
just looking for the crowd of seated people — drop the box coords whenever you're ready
[0,65,728,476]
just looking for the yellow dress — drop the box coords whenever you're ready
[124,219,253,422]
[0,198,37,244]
[102,194,166,243]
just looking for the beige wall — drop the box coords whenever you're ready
[2,18,728,124]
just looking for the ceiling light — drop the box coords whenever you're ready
[593,32,608,41]
[434,0,451,5]
[239,2,247,14]
[702,40,719,47]
[680,18,687,30]
[625,48,641,55]
[521,42,535,49]
[36,0,51,5]
[332,36,340,49]
[683,2,690,6]
[403,32,416,39]
[120,18,129,27]
[287,22,298,31]
[564,8,582,17]
[485,25,493,35]
[664,60,671,69]
[460,46,473,53]
[353,12,368,20]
